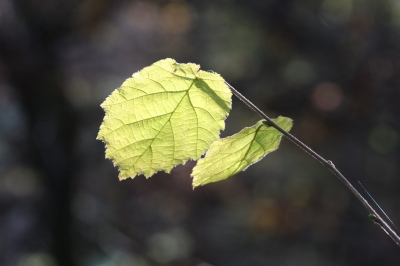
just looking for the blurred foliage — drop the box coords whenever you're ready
[0,0,400,265]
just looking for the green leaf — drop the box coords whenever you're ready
[97,58,232,180]
[191,116,293,187]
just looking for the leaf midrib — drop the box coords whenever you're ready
[129,78,197,176]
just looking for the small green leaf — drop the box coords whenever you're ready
[97,58,232,180]
[191,116,293,187]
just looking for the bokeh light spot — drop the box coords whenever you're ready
[146,228,192,263]
[248,200,280,233]
[5,167,39,197]
[389,0,400,26]
[65,76,92,108]
[284,177,314,207]
[17,252,56,266]
[124,1,159,32]
[368,124,399,154]
[312,82,343,111]
[320,0,353,25]
[283,59,316,87]
[159,2,192,35]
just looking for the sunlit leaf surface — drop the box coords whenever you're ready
[192,117,293,187]
[97,58,232,179]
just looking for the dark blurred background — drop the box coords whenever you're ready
[1,0,400,265]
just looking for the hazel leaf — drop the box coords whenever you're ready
[97,58,232,180]
[192,116,293,187]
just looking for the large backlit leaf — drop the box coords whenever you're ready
[97,58,232,179]
[192,116,293,187]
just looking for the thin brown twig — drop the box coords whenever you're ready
[225,81,400,247]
